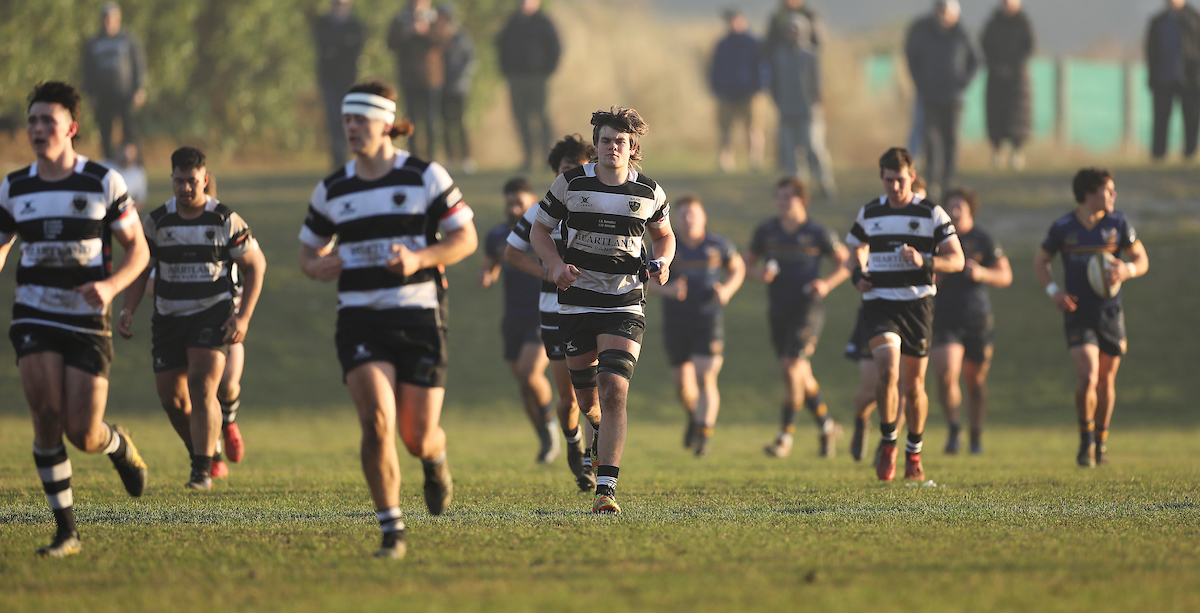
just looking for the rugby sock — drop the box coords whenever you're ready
[220,398,240,426]
[880,421,899,443]
[906,432,924,454]
[855,416,869,430]
[805,392,830,429]
[421,451,447,474]
[213,439,223,463]
[564,426,582,443]
[34,445,76,536]
[947,422,961,442]
[377,507,404,535]
[101,422,126,457]
[701,426,714,438]
[1079,420,1096,446]
[596,465,619,497]
[969,428,982,447]
[1096,427,1109,445]
[191,454,213,477]
[780,404,798,435]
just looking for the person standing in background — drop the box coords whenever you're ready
[1146,0,1200,161]
[496,0,561,171]
[312,0,365,170]
[710,9,765,173]
[981,0,1034,171]
[437,3,476,174]
[81,2,147,161]
[388,0,449,161]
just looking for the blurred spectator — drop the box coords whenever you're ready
[312,0,365,169]
[710,9,765,172]
[905,0,978,199]
[102,142,147,209]
[81,2,146,161]
[981,0,1034,170]
[438,3,477,173]
[496,0,561,170]
[1146,0,1200,160]
[766,1,837,198]
[388,0,450,160]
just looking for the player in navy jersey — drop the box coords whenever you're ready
[0,81,150,557]
[299,81,477,558]
[649,195,744,456]
[1034,168,1148,468]
[931,188,1011,455]
[530,107,675,515]
[748,177,850,459]
[846,148,963,482]
[504,135,602,492]
[480,177,559,463]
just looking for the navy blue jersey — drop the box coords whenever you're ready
[662,232,738,319]
[1041,210,1137,311]
[486,220,540,319]
[934,227,1003,323]
[750,218,841,308]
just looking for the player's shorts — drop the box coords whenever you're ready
[559,312,646,357]
[336,308,448,387]
[1065,304,1126,357]
[502,314,541,362]
[540,311,566,361]
[769,302,825,359]
[151,302,233,373]
[861,296,935,358]
[933,314,995,363]
[844,305,873,362]
[663,313,724,366]
[10,323,113,378]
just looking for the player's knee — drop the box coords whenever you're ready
[569,366,598,390]
[218,381,240,403]
[597,349,637,382]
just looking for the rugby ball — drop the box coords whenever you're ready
[1086,252,1122,299]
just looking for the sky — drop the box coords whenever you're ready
[652,0,1174,55]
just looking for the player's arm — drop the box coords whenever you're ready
[531,220,577,289]
[974,254,1013,288]
[504,243,552,283]
[910,235,964,274]
[77,221,150,309]
[808,243,852,298]
[226,245,266,344]
[845,243,872,293]
[387,221,478,277]
[1109,240,1149,285]
[0,235,14,271]
[647,223,676,286]
[714,251,745,305]
[478,251,501,288]
[116,265,152,339]
[299,243,343,281]
[1034,246,1075,313]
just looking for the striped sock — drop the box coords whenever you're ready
[805,392,830,429]
[191,454,213,476]
[101,422,125,457]
[564,426,582,443]
[377,507,405,534]
[221,398,240,425]
[596,465,619,497]
[1096,427,1109,444]
[880,421,899,442]
[780,404,798,434]
[906,432,924,454]
[34,444,76,536]
[1080,420,1095,446]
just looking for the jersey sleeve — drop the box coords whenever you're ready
[719,235,738,265]
[0,177,15,244]
[1119,216,1138,252]
[425,162,473,233]
[749,223,768,257]
[299,181,337,250]
[1040,219,1063,255]
[984,233,1004,266]
[535,173,569,228]
[931,205,957,245]
[141,211,158,257]
[226,211,257,259]
[648,186,670,228]
[845,207,869,248]
[506,205,537,252]
[821,225,843,256]
[104,170,138,232]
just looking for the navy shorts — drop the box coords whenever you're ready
[663,313,724,366]
[1065,304,1126,357]
[933,314,994,363]
[769,302,824,359]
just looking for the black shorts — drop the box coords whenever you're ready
[861,296,935,358]
[1065,304,1126,357]
[502,314,541,362]
[540,311,565,361]
[151,302,233,373]
[663,313,724,366]
[933,314,995,363]
[336,308,448,387]
[10,323,113,378]
[769,302,824,359]
[559,312,645,357]
[844,305,873,362]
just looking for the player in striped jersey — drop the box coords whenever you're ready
[845,147,963,482]
[1034,168,1148,467]
[299,81,477,558]
[0,81,151,557]
[504,134,602,492]
[530,107,676,514]
[117,147,265,490]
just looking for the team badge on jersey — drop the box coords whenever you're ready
[205,229,216,240]
[392,192,407,207]
[72,195,88,213]
[909,220,920,231]
[628,200,641,213]
[1101,228,1118,244]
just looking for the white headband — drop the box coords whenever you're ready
[342,92,397,124]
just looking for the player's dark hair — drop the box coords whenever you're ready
[590,106,649,169]
[171,146,206,172]
[775,176,810,205]
[27,81,83,141]
[346,81,415,139]
[944,187,979,216]
[879,147,915,176]
[1073,167,1113,204]
[675,193,703,211]
[547,134,595,173]
[912,175,927,195]
[503,176,532,195]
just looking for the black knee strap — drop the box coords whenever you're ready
[597,349,637,381]
[569,365,598,389]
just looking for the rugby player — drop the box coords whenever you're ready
[846,147,963,481]
[530,107,675,514]
[118,147,265,490]
[931,188,1011,455]
[1034,168,1147,467]
[299,81,477,558]
[480,177,559,463]
[649,195,744,457]
[749,177,850,459]
[504,135,602,492]
[0,81,150,557]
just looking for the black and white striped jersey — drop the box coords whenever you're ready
[144,196,256,317]
[299,153,473,325]
[535,164,669,316]
[507,204,561,317]
[845,195,956,302]
[0,157,137,336]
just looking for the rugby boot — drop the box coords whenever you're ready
[222,422,245,463]
[969,441,984,455]
[576,463,597,493]
[763,433,793,458]
[423,457,453,516]
[1077,442,1096,468]
[592,493,621,515]
[904,452,926,481]
[683,418,699,449]
[819,420,843,458]
[536,418,560,464]
[1095,442,1108,466]
[694,433,711,458]
[876,441,898,481]
[944,432,961,455]
[185,470,213,491]
[109,425,148,497]
[850,419,869,462]
[373,531,407,559]
[565,434,586,481]
[211,458,229,479]
[36,531,81,558]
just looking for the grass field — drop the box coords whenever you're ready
[1,165,1198,612]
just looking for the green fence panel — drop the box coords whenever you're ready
[1066,60,1124,150]
[961,69,987,140]
[864,54,897,95]
[1030,58,1056,138]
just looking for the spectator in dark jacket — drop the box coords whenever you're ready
[710,9,765,172]
[312,0,365,169]
[981,0,1034,170]
[1146,0,1200,160]
[388,0,450,160]
[495,0,561,170]
[81,2,147,160]
[905,0,978,199]
[438,3,476,173]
